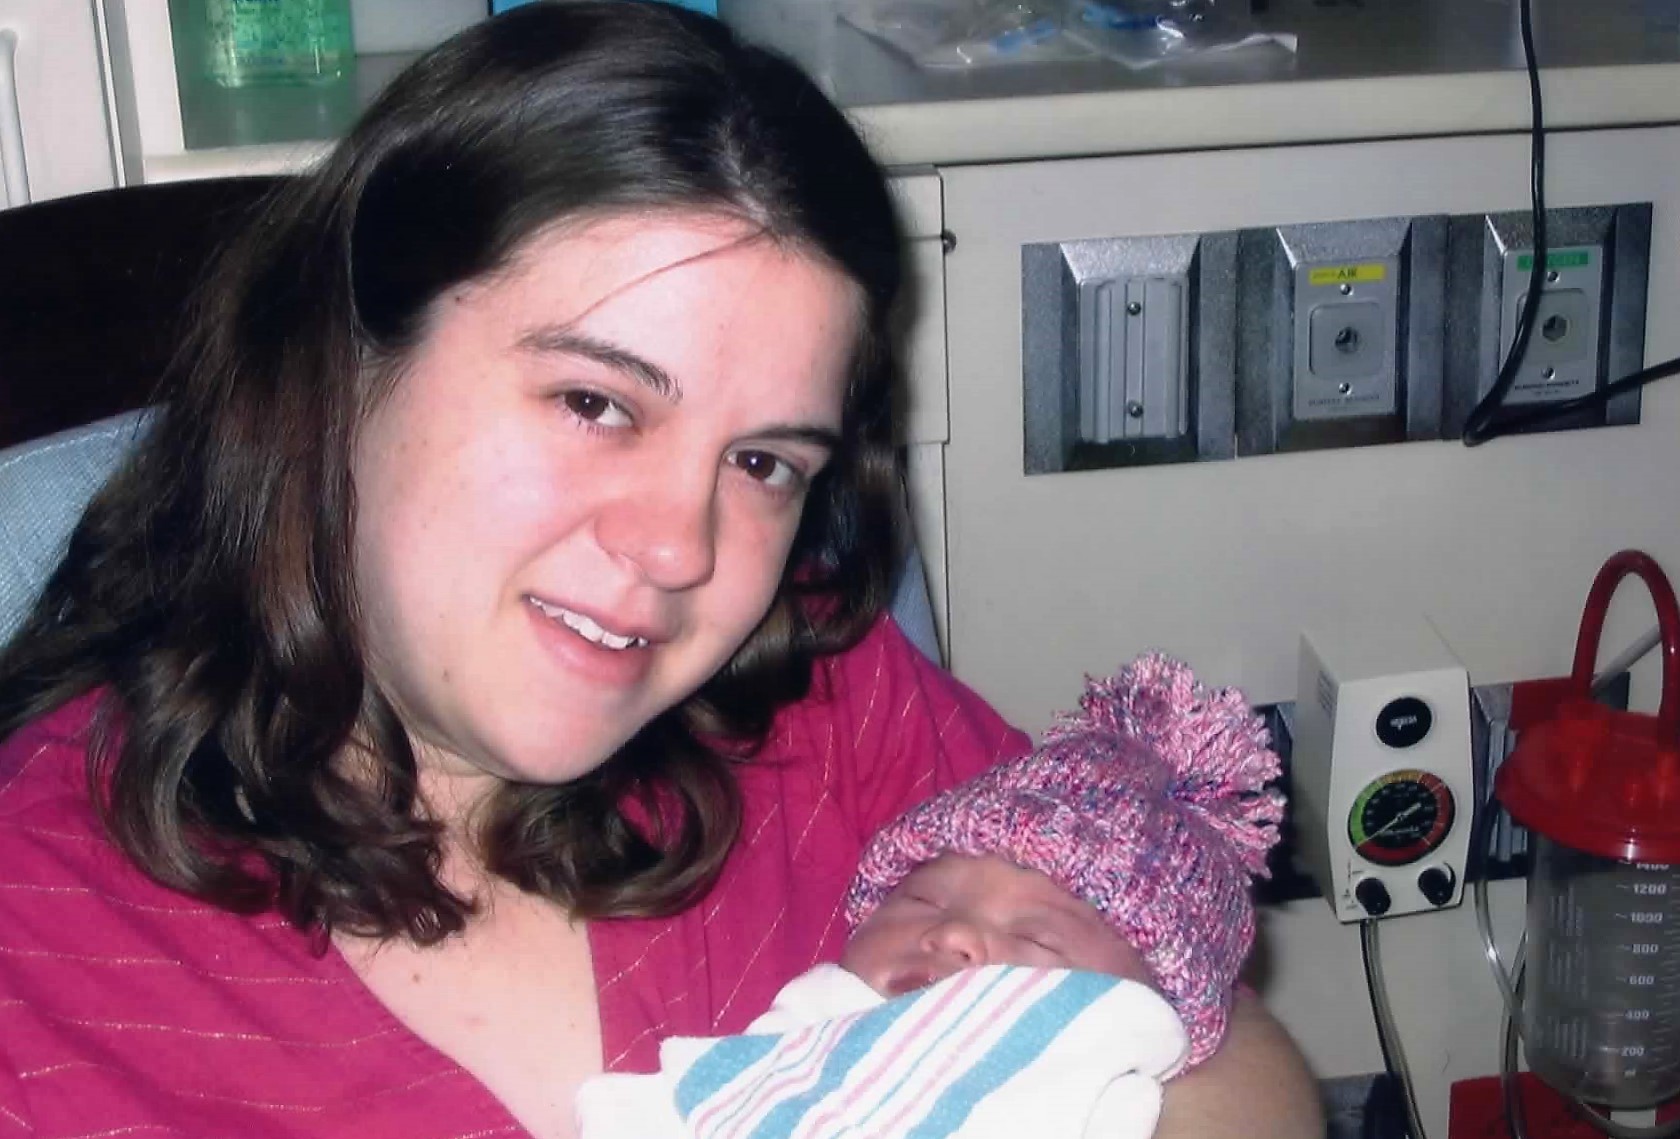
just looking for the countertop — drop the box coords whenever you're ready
[161,0,1680,178]
[770,0,1680,164]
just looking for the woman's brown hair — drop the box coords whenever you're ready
[0,0,905,943]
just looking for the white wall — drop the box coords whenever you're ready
[0,0,116,206]
[934,125,1680,1137]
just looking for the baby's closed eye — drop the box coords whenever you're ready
[1013,928,1066,956]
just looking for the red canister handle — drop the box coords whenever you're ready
[1569,550,1680,740]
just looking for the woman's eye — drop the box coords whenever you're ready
[561,389,632,428]
[730,449,803,491]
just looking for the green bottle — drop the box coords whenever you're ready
[200,0,355,87]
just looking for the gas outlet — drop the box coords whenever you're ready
[1078,274,1189,444]
[1237,215,1446,456]
[1443,204,1651,438]
[1022,231,1238,474]
[1294,260,1400,421]
[1493,248,1603,405]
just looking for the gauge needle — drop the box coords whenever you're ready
[1365,803,1423,841]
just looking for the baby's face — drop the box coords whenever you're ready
[840,854,1155,999]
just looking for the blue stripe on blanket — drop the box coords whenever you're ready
[820,968,1020,1137]
[689,1020,843,1137]
[742,978,944,1139]
[906,970,1116,1139]
[674,967,1115,1139]
[673,1033,781,1118]
[674,991,917,1135]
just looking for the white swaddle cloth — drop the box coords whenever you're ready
[577,962,1188,1139]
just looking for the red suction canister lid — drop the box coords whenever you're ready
[1496,699,1680,865]
[1496,550,1680,866]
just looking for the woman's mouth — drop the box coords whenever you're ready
[525,597,649,650]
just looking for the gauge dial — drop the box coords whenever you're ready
[1348,769,1456,867]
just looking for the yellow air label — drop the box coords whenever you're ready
[1309,263,1388,287]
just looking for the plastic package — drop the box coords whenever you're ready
[838,0,1093,68]
[1648,0,1680,32]
[1064,0,1293,69]
[196,0,355,87]
[840,0,1293,70]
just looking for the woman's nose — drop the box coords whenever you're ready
[922,918,989,966]
[595,474,718,591]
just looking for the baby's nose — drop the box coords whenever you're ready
[922,918,989,966]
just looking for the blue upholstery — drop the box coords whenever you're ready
[889,538,941,663]
[0,410,152,645]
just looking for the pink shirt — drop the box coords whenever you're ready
[0,618,1026,1137]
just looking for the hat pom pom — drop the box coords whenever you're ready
[1046,654,1286,877]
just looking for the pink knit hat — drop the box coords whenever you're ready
[844,654,1285,1067]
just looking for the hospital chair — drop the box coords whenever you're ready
[0,177,275,641]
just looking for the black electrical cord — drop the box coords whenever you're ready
[1461,0,1547,447]
[1462,0,1680,445]
[1471,354,1680,438]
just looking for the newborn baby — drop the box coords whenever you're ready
[577,654,1285,1139]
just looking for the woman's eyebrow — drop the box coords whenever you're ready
[517,326,682,403]
[518,323,843,451]
[755,424,844,453]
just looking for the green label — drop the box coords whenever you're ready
[1517,249,1592,271]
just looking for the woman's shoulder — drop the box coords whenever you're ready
[0,690,210,954]
[0,695,498,1136]
[0,691,183,941]
[746,615,1030,837]
[773,615,1030,777]
[0,690,108,831]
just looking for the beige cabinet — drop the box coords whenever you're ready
[0,0,117,207]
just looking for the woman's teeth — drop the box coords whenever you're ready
[527,597,647,650]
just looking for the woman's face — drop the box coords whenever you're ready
[351,212,860,805]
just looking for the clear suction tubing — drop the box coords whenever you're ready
[1495,550,1680,1110]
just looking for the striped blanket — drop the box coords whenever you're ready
[577,963,1187,1139]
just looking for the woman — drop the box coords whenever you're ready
[0,4,1320,1136]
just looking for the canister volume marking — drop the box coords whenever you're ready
[1348,769,1456,866]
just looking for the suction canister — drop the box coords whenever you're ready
[1497,550,1680,1109]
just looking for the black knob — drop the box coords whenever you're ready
[1355,878,1392,917]
[1418,866,1456,907]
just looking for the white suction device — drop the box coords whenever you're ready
[1290,618,1475,922]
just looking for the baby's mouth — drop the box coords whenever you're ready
[885,968,938,997]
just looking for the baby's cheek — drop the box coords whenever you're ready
[1067,928,1159,988]
[1102,940,1160,988]
[836,922,891,985]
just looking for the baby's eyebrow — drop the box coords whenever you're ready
[1016,901,1096,930]
[901,862,954,886]
[894,873,943,897]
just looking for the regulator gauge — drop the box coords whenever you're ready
[1347,769,1456,867]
